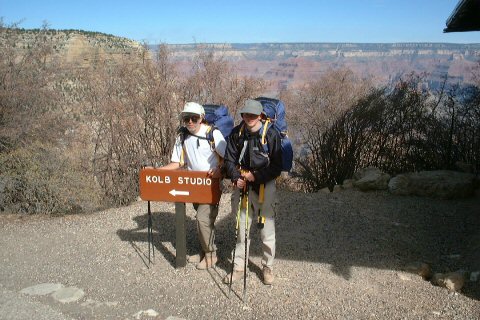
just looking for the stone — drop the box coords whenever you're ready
[342,179,355,189]
[388,170,476,199]
[20,283,64,296]
[455,161,473,173]
[134,309,160,319]
[470,271,480,282]
[51,287,85,303]
[397,273,412,281]
[404,262,432,279]
[431,272,465,292]
[353,167,390,191]
[333,185,343,192]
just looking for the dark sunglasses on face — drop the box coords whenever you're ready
[183,115,200,123]
[242,113,259,119]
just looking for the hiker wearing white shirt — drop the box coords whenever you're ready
[160,102,226,270]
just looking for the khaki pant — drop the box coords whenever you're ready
[230,179,277,270]
[193,203,219,253]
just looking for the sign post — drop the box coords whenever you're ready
[175,202,187,268]
[139,168,221,268]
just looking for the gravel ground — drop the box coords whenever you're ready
[0,188,479,320]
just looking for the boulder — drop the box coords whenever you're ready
[388,170,476,199]
[431,272,465,292]
[404,262,432,279]
[455,161,473,173]
[353,167,390,191]
[342,179,355,189]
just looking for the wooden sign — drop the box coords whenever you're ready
[139,168,221,204]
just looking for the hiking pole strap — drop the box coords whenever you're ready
[257,184,266,228]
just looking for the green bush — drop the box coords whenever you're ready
[0,143,103,214]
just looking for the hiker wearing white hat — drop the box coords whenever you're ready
[160,101,227,270]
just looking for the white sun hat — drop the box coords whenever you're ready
[181,102,205,116]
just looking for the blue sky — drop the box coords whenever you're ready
[1,0,479,44]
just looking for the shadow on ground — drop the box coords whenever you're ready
[117,190,480,301]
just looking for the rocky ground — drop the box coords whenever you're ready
[0,188,479,320]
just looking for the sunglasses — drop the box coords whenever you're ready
[182,115,200,123]
[242,113,260,118]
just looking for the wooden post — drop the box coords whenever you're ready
[175,202,187,268]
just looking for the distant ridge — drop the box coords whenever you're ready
[162,42,480,63]
[2,26,478,92]
[165,42,480,47]
[162,42,480,92]
[164,42,480,58]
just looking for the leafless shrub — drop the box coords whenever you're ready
[297,73,480,192]
[4,25,476,209]
[434,83,480,173]
[0,143,102,214]
[79,45,182,205]
[290,68,372,131]
[0,22,67,152]
[83,45,267,206]
[280,68,372,177]
[0,24,101,213]
[179,46,266,119]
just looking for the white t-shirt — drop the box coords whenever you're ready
[171,124,226,171]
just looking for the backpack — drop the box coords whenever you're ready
[178,104,234,166]
[254,97,293,172]
[203,104,234,143]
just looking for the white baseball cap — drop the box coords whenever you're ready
[181,102,205,116]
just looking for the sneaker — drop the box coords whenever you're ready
[263,266,274,285]
[196,252,217,270]
[223,270,244,284]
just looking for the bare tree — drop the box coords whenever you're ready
[0,24,102,214]
[179,45,266,119]
[80,45,181,205]
[297,73,480,192]
[0,22,66,152]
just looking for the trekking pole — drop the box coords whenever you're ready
[243,183,250,303]
[142,162,155,266]
[257,184,265,229]
[228,186,244,297]
[147,200,154,265]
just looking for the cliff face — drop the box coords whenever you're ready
[1,28,146,67]
[165,43,480,91]
[167,43,480,60]
[2,28,478,92]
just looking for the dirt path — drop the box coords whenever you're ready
[0,189,479,319]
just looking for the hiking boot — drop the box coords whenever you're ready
[196,252,217,270]
[263,266,274,285]
[223,270,244,284]
[187,253,203,264]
